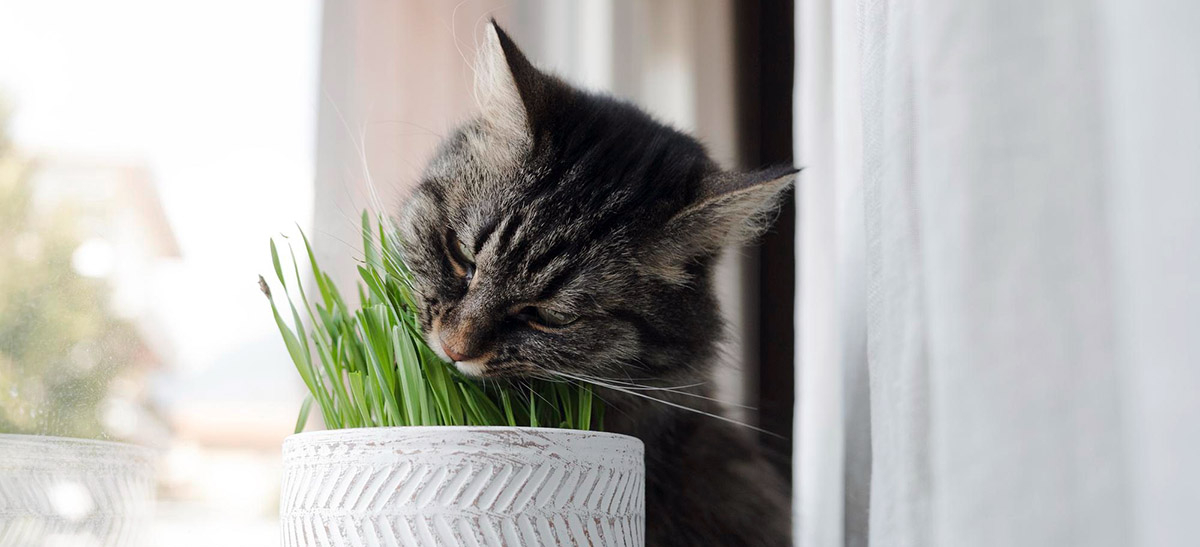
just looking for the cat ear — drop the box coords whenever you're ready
[475,21,556,139]
[643,166,799,284]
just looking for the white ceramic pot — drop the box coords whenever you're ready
[280,427,644,547]
[0,434,155,547]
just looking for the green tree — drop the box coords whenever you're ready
[0,99,139,439]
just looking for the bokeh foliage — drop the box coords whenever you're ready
[0,99,138,438]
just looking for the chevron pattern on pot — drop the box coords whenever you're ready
[281,427,645,547]
[0,435,156,547]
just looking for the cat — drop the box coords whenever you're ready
[396,21,794,547]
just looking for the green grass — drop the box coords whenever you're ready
[261,212,604,434]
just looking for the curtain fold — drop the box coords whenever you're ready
[859,0,931,545]
[1101,1,1200,543]
[795,0,1200,545]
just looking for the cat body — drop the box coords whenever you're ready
[397,22,793,546]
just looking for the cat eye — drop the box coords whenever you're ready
[446,232,476,280]
[455,238,476,265]
[522,306,578,328]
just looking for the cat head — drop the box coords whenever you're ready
[397,22,794,382]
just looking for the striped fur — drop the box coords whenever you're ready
[396,22,795,546]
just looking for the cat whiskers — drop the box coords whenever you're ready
[324,89,404,245]
[565,370,755,410]
[521,365,750,410]
[537,369,781,438]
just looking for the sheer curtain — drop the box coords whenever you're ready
[794,0,1200,545]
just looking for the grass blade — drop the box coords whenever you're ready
[263,215,605,432]
[579,385,593,430]
[294,395,314,434]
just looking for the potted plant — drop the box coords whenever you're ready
[262,214,644,547]
[0,434,155,546]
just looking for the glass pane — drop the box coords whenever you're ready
[0,1,320,544]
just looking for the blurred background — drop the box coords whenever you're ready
[0,1,795,545]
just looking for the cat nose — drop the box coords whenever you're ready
[438,314,491,362]
[439,329,481,362]
[441,341,472,362]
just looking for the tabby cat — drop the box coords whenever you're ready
[397,22,794,546]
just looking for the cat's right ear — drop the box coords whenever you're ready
[475,21,556,140]
[641,166,798,285]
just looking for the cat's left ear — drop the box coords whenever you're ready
[475,20,559,139]
[643,166,799,284]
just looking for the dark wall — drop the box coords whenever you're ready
[735,0,796,482]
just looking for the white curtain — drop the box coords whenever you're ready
[794,0,1200,545]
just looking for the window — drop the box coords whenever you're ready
[0,2,794,544]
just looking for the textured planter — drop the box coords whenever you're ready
[0,434,156,547]
[280,427,644,546]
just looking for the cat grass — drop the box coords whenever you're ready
[262,212,603,434]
